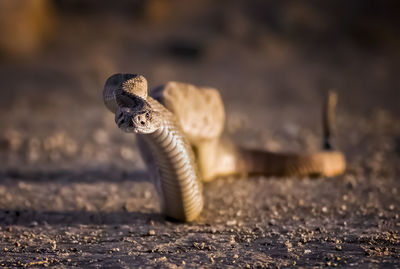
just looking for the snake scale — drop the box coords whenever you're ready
[103,73,346,222]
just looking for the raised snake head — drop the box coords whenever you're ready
[104,73,162,134]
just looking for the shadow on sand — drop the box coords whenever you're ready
[0,209,166,226]
[0,169,150,183]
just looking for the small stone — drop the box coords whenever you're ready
[120,147,135,160]
[322,206,328,213]
[230,235,236,244]
[226,219,237,226]
[29,221,38,227]
[335,245,342,251]
[93,129,108,144]
[144,191,152,199]
[158,256,167,262]
[148,229,156,236]
[304,249,312,254]
[384,247,389,255]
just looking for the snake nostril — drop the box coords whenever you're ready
[140,121,145,125]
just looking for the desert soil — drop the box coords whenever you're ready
[0,5,400,268]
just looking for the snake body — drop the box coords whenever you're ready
[137,99,203,221]
[103,73,346,222]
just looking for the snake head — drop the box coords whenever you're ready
[115,96,162,134]
[104,73,162,134]
[103,73,148,113]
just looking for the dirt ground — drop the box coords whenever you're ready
[0,2,400,268]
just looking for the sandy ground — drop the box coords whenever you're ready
[0,6,400,267]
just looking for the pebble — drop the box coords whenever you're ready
[226,220,237,226]
[29,221,38,227]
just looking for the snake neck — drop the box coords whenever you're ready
[139,98,203,222]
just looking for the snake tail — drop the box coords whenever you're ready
[199,91,346,180]
[237,91,345,177]
[323,90,338,150]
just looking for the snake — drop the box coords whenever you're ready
[103,73,346,222]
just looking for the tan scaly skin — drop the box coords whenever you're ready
[103,73,346,222]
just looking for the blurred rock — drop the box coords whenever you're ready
[143,0,172,24]
[166,38,203,60]
[143,0,211,25]
[0,0,54,58]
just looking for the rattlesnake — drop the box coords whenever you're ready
[103,73,346,222]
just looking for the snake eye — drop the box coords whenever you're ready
[145,112,150,118]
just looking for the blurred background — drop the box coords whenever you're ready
[0,2,400,266]
[0,0,399,171]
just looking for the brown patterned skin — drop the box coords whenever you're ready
[103,73,346,222]
[154,82,345,181]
